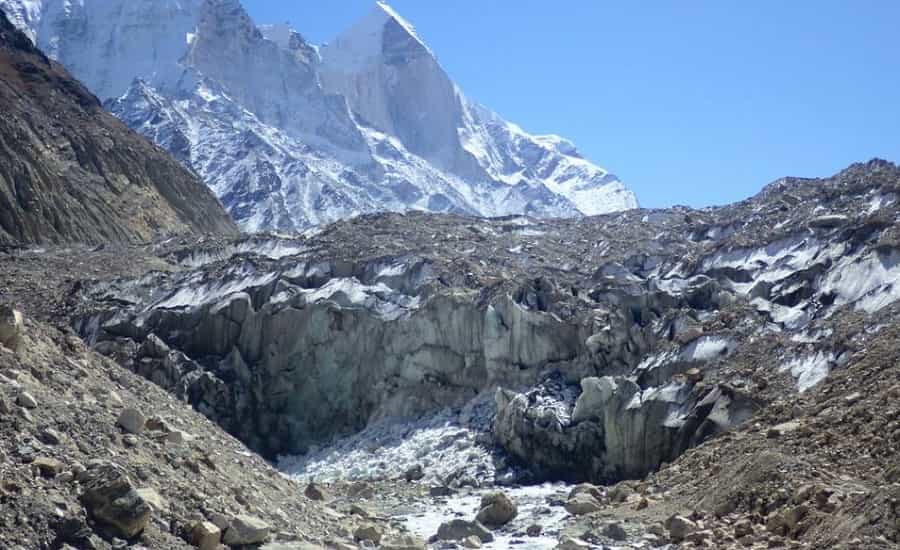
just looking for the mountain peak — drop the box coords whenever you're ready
[322,1,434,71]
[373,1,427,47]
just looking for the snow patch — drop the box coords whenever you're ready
[779,352,836,392]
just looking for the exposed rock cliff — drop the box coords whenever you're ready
[0,11,237,245]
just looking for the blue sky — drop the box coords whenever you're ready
[242,1,900,209]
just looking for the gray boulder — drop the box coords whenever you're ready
[432,519,494,543]
[475,491,517,527]
[0,306,23,350]
[79,462,152,538]
[222,515,271,546]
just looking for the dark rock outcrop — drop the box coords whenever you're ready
[0,11,237,245]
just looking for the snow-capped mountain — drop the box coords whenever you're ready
[0,0,638,231]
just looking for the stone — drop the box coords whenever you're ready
[79,462,152,538]
[208,512,230,530]
[222,515,270,546]
[664,515,698,543]
[135,488,166,513]
[568,483,605,502]
[556,535,591,549]
[354,523,383,544]
[38,428,64,445]
[462,535,482,548]
[564,493,603,516]
[33,457,65,478]
[304,482,326,501]
[191,521,221,550]
[474,491,517,527]
[122,435,138,448]
[526,524,543,537]
[165,429,192,445]
[404,464,425,482]
[145,416,172,432]
[380,534,428,550]
[117,408,146,435]
[0,306,23,350]
[17,392,38,410]
[733,518,754,538]
[432,519,494,543]
[844,392,863,405]
[602,522,627,541]
[0,395,10,414]
[685,367,703,383]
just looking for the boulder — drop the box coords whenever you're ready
[135,488,167,513]
[432,519,494,543]
[0,306,23,350]
[37,428,63,445]
[117,408,146,435]
[33,457,65,478]
[664,514,698,543]
[353,523,383,544]
[474,491,517,527]
[564,493,603,516]
[79,462,152,538]
[602,522,627,541]
[222,515,270,546]
[191,521,221,550]
[17,392,38,410]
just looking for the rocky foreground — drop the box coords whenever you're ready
[0,160,899,549]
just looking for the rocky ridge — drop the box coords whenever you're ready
[0,10,236,245]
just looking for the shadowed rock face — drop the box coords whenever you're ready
[75,160,900,483]
[0,11,236,245]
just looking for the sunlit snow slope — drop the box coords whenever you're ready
[0,0,638,231]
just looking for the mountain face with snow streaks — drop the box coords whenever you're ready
[0,0,638,231]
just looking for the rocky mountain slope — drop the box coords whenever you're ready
[0,11,236,246]
[32,159,891,548]
[0,0,637,232]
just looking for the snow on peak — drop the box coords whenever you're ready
[13,0,638,231]
[258,22,294,49]
[322,1,434,73]
[374,1,428,48]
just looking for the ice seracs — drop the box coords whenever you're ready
[1,0,638,232]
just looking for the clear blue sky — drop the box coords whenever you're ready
[242,1,900,209]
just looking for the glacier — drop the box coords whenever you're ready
[0,0,638,232]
